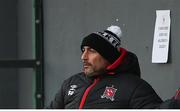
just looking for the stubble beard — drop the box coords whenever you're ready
[84,66,106,77]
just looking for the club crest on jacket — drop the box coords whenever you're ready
[68,85,77,96]
[101,85,117,101]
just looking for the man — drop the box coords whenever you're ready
[47,25,177,109]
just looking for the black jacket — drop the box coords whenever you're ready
[48,48,163,109]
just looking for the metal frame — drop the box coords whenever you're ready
[34,0,44,108]
[0,60,37,68]
[0,0,44,108]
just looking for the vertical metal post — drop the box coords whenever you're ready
[34,0,44,108]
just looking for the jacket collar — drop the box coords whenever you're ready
[106,48,127,75]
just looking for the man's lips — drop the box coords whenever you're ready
[83,62,91,68]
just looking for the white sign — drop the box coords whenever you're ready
[152,10,171,63]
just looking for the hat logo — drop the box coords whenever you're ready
[101,85,117,101]
[96,32,121,48]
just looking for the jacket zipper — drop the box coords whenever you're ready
[79,78,100,109]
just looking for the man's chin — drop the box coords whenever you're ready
[84,69,106,77]
[84,70,96,77]
[84,70,102,77]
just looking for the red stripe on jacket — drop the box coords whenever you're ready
[79,78,100,109]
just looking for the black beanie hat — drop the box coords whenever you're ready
[81,25,122,63]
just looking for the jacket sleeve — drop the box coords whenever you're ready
[47,81,66,109]
[129,80,163,108]
[159,99,180,108]
[159,88,180,108]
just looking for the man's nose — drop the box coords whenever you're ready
[81,50,88,60]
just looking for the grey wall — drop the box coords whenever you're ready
[17,0,34,108]
[0,0,34,108]
[44,0,180,106]
[0,0,18,108]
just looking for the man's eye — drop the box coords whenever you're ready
[81,48,85,52]
[89,48,97,53]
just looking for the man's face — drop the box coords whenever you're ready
[81,46,110,76]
